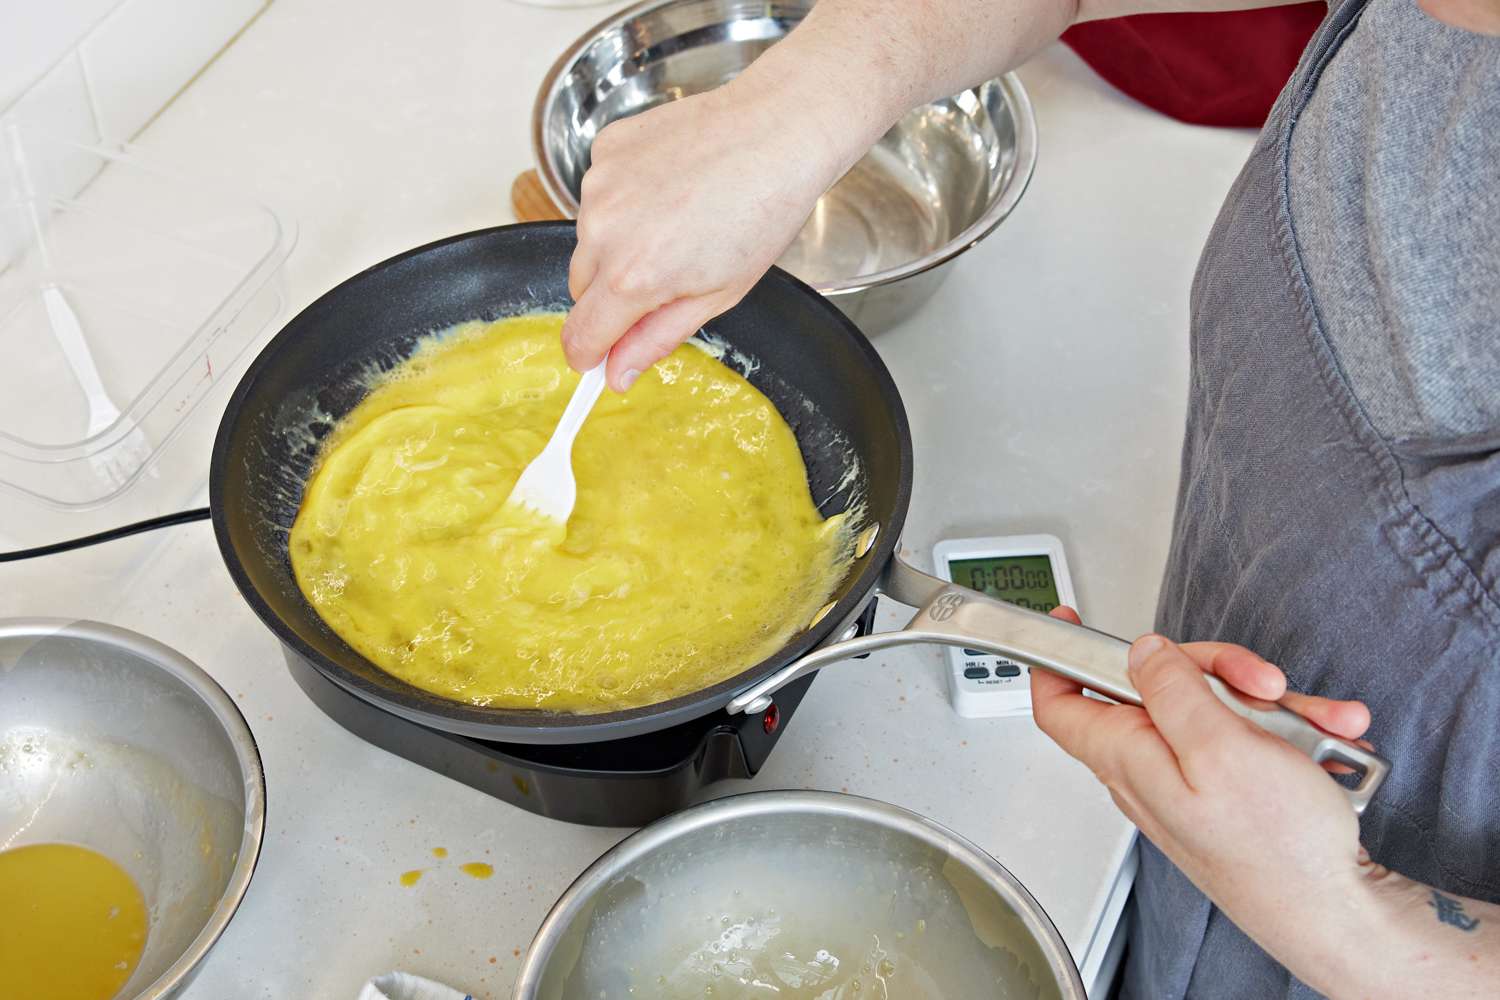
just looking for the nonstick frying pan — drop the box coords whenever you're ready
[211,222,1390,811]
[212,222,910,745]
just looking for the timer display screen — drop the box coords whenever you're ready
[948,554,1060,613]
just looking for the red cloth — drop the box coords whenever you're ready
[1061,4,1326,128]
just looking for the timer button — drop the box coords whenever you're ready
[994,663,1022,679]
[962,648,985,657]
[963,665,990,680]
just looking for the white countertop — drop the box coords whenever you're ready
[0,1,1258,996]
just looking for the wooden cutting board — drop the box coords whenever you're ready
[511,170,566,222]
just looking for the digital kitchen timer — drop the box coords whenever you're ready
[933,534,1078,718]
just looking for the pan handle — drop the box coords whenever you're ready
[729,552,1390,814]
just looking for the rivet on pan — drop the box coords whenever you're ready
[855,523,880,558]
[809,601,836,629]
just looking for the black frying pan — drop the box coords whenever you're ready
[210,222,912,745]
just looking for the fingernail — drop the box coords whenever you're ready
[618,368,641,392]
[1128,634,1167,673]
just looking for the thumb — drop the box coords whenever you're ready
[1128,634,1250,766]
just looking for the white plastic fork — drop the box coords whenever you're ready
[505,359,608,523]
[44,284,154,490]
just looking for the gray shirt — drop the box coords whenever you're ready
[1289,0,1500,447]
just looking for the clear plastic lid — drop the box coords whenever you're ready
[0,126,295,512]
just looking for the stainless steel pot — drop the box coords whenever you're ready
[0,620,265,999]
[531,0,1037,331]
[514,790,1086,999]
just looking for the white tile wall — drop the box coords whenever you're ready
[0,0,123,109]
[1,0,266,146]
[0,0,267,278]
[79,0,267,142]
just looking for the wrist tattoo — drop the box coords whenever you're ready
[1429,890,1481,932]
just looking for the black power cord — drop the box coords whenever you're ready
[0,507,212,563]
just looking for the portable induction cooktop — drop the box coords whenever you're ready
[284,601,880,827]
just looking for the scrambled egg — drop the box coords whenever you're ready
[291,314,852,713]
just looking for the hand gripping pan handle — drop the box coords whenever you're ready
[729,552,1390,814]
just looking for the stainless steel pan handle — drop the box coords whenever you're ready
[730,552,1390,814]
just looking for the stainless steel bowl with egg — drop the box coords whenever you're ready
[0,620,265,1000]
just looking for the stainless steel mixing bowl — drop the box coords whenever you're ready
[532,0,1037,331]
[0,619,265,999]
[514,790,1084,999]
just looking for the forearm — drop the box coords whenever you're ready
[726,0,1314,183]
[725,0,1073,181]
[745,0,1075,138]
[1337,866,1500,999]
[1219,860,1500,999]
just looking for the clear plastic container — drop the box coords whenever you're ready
[0,127,295,510]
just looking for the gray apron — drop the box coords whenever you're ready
[1124,1,1500,996]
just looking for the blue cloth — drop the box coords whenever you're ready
[1123,1,1500,997]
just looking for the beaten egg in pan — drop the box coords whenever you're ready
[290,313,855,714]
